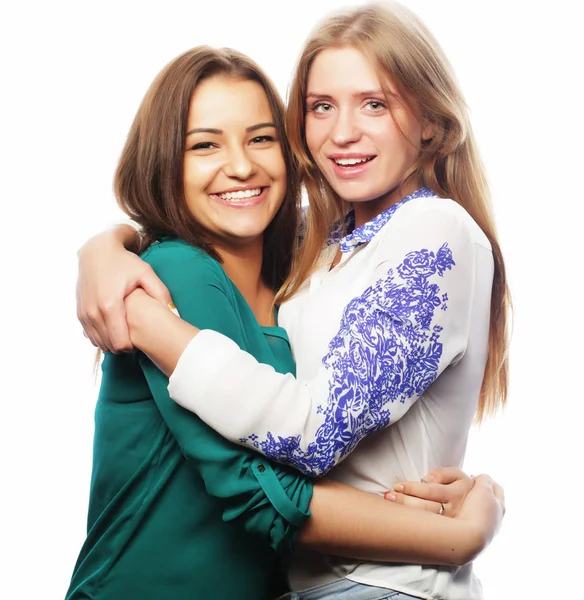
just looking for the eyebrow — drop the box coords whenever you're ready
[186,122,276,137]
[306,89,387,101]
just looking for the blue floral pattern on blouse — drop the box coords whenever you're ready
[327,186,435,252]
[240,240,456,476]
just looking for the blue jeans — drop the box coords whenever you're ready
[276,578,422,600]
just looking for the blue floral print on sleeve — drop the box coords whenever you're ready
[240,242,455,476]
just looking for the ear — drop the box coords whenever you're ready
[421,120,434,142]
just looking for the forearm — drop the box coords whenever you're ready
[127,300,196,375]
[300,480,485,567]
[78,223,141,258]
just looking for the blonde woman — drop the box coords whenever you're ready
[77,3,509,599]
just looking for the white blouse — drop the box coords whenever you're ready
[168,188,493,600]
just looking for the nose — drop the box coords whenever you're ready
[329,108,361,146]
[223,145,255,180]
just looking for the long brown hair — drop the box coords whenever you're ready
[279,1,511,421]
[115,46,300,291]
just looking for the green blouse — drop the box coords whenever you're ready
[66,239,313,600]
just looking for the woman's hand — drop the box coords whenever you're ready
[76,226,171,353]
[455,473,505,560]
[384,467,475,517]
[125,288,198,377]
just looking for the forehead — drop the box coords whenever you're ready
[187,75,274,128]
[307,46,392,95]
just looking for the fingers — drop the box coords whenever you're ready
[394,468,475,519]
[490,480,506,517]
[76,246,169,353]
[492,480,504,502]
[77,283,110,352]
[423,466,471,485]
[470,474,506,523]
[472,473,504,500]
[139,266,172,306]
[100,299,133,353]
[392,480,447,503]
[384,491,444,515]
[77,259,161,354]
[79,299,132,353]
[471,473,492,489]
[79,318,106,351]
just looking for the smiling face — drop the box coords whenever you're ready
[304,46,431,222]
[183,75,287,249]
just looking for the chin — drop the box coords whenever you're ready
[226,227,266,243]
[332,186,381,204]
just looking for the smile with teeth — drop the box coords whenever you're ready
[333,156,375,166]
[216,187,263,201]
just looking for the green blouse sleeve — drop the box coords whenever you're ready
[137,240,312,553]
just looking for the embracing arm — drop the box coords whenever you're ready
[127,243,503,566]
[134,206,481,476]
[144,346,502,565]
[131,242,312,553]
[138,332,503,565]
[76,221,170,353]
[301,474,503,566]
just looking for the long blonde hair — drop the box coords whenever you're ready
[279,1,511,421]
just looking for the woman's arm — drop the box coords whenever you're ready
[301,474,503,566]
[387,467,476,518]
[126,245,503,566]
[140,331,502,566]
[131,207,484,476]
[76,223,170,352]
[129,243,313,553]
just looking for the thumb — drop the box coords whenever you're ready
[138,270,173,306]
[471,473,493,490]
[424,466,468,485]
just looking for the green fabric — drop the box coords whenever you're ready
[66,239,313,600]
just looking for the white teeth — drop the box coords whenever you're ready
[334,157,371,166]
[217,188,262,200]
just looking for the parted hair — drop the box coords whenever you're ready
[280,1,511,420]
[114,46,301,291]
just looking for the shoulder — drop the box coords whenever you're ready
[141,238,206,263]
[385,195,492,251]
[140,238,229,288]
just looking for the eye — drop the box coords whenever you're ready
[364,99,387,112]
[189,141,217,151]
[310,102,334,114]
[250,135,277,144]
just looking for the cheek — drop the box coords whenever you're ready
[184,157,219,190]
[262,150,287,186]
[392,112,424,155]
[371,121,420,163]
[183,160,213,214]
[305,117,326,157]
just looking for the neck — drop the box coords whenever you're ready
[352,179,420,229]
[216,237,276,327]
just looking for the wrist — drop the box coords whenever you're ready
[126,298,194,376]
[453,520,489,565]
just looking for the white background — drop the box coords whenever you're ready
[1,1,582,598]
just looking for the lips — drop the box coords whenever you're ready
[209,186,268,208]
[331,156,375,166]
[328,155,376,179]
